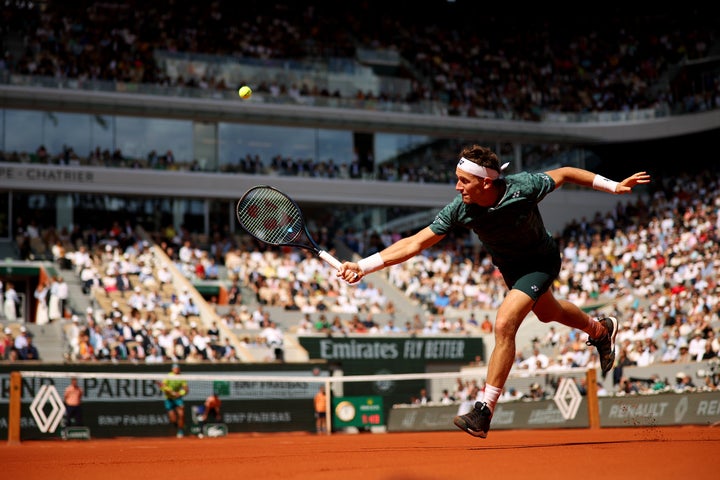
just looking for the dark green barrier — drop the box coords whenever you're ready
[11,398,314,440]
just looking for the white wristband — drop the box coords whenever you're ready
[592,174,619,193]
[357,252,384,274]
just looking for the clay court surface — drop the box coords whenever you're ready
[3,426,718,479]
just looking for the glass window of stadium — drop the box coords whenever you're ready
[1,109,361,171]
[1,109,193,165]
[0,108,438,237]
[0,107,578,240]
[217,123,354,172]
[1,108,477,176]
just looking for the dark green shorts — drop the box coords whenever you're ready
[497,247,561,303]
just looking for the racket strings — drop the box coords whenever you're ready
[237,189,304,245]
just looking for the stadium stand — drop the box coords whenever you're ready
[0,2,718,399]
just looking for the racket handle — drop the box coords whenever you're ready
[318,250,343,270]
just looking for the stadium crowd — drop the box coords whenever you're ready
[1,2,717,119]
[2,4,718,181]
[2,164,719,395]
[1,2,719,398]
[0,142,462,185]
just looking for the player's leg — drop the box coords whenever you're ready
[533,291,617,375]
[486,289,535,388]
[454,289,533,438]
[175,405,185,437]
[165,398,179,433]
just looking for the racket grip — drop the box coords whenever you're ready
[318,250,343,270]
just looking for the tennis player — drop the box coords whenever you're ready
[161,363,189,438]
[337,144,651,438]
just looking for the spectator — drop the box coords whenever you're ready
[1,327,14,359]
[65,315,82,358]
[127,286,146,311]
[660,340,680,363]
[182,297,201,319]
[480,315,493,334]
[499,387,524,402]
[33,280,50,326]
[19,335,40,360]
[382,319,402,334]
[673,372,696,392]
[542,326,560,347]
[207,321,220,342]
[525,383,547,401]
[687,330,707,361]
[220,338,239,362]
[190,327,211,361]
[52,275,68,321]
[227,280,241,305]
[145,345,165,363]
[518,347,550,372]
[439,389,454,405]
[700,341,718,362]
[116,272,132,297]
[14,326,29,351]
[676,345,693,363]
[414,387,431,405]
[260,320,285,362]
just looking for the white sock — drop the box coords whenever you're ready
[483,384,502,412]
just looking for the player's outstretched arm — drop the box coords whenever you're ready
[338,227,444,284]
[547,167,650,194]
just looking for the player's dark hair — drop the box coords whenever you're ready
[459,145,505,184]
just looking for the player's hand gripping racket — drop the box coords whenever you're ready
[236,185,345,271]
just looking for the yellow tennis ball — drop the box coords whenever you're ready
[238,86,252,99]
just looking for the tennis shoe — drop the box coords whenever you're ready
[586,316,618,377]
[453,401,492,438]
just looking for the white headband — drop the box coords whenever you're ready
[457,157,510,179]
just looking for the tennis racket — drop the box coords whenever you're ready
[236,185,344,270]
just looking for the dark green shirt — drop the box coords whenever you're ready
[429,171,557,268]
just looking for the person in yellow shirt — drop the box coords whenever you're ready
[161,363,188,438]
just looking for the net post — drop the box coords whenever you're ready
[586,368,600,429]
[325,379,332,436]
[8,371,22,445]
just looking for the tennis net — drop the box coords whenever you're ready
[6,366,598,441]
